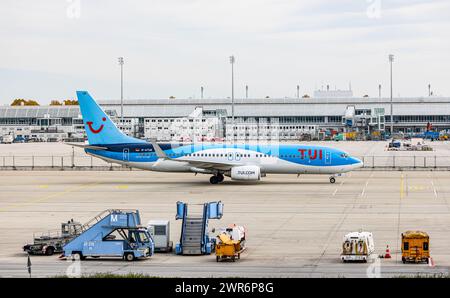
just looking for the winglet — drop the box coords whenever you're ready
[150,139,168,159]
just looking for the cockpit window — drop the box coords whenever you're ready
[340,153,349,158]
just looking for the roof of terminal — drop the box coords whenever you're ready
[97,97,450,105]
[1,97,450,118]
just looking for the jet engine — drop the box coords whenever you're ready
[230,166,261,181]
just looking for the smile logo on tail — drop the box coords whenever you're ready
[86,117,106,134]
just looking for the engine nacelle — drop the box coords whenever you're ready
[230,166,261,181]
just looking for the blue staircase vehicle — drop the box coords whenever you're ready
[63,209,154,261]
[175,201,223,255]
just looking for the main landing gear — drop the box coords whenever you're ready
[329,176,336,184]
[209,173,224,184]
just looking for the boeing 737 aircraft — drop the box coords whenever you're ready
[70,91,363,184]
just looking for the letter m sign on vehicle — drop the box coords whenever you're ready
[110,213,128,227]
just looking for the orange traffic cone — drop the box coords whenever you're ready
[384,245,392,258]
[428,257,435,267]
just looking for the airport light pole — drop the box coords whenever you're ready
[118,57,124,123]
[297,85,300,99]
[229,55,235,141]
[201,86,204,99]
[389,54,394,134]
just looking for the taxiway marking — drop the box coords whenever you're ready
[0,182,100,212]
[332,180,345,196]
[360,180,369,197]
[431,180,438,198]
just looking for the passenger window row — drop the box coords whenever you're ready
[136,152,311,159]
[187,153,272,158]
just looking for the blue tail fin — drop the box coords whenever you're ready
[77,91,145,145]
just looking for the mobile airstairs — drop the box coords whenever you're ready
[175,201,223,255]
[63,209,154,261]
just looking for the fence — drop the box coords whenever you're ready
[359,155,450,169]
[1,155,450,170]
[0,155,127,170]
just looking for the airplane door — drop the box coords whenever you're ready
[235,152,241,161]
[227,152,233,161]
[123,148,130,161]
[325,151,331,165]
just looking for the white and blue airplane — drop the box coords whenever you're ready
[70,91,363,184]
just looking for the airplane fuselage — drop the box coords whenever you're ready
[86,142,363,175]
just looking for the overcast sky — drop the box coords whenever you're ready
[1,0,449,104]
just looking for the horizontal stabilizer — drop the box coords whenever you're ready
[65,143,108,150]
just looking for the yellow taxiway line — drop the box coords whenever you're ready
[0,182,101,212]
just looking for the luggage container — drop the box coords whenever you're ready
[147,220,173,252]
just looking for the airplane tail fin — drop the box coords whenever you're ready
[76,91,145,145]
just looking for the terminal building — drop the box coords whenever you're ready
[1,96,450,142]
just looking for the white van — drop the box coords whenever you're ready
[341,231,375,262]
[1,135,13,144]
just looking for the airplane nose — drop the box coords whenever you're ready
[353,157,364,168]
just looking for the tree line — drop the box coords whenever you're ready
[10,99,78,106]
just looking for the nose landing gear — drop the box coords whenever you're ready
[329,173,343,183]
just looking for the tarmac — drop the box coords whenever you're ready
[1,170,450,278]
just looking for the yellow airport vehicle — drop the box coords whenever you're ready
[401,231,430,264]
[345,132,357,140]
[215,233,244,262]
[215,225,246,262]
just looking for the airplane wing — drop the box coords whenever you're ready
[65,142,108,150]
[181,159,236,171]
[150,139,237,171]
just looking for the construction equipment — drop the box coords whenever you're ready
[215,224,246,262]
[147,220,173,252]
[341,231,375,263]
[401,231,430,264]
[23,219,82,255]
[63,209,154,261]
[175,201,223,255]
